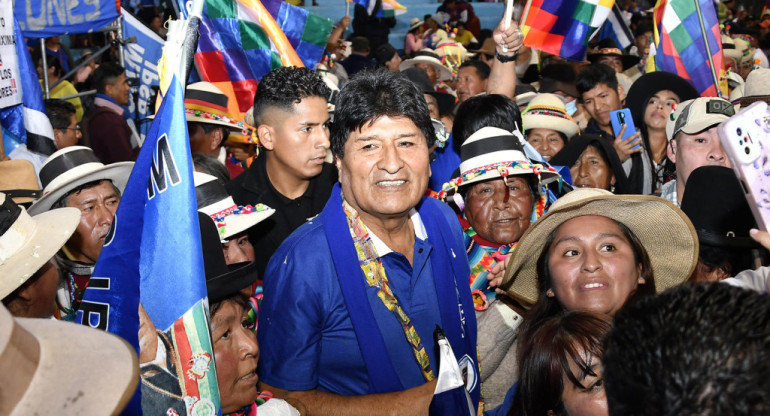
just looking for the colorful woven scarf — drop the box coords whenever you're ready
[342,199,435,382]
[225,391,273,416]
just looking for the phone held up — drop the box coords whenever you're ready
[718,101,770,231]
[610,108,640,150]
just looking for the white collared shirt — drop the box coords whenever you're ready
[366,208,427,256]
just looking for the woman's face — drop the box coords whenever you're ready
[527,128,566,161]
[547,215,644,316]
[570,145,615,191]
[464,176,533,245]
[385,53,402,71]
[560,349,609,416]
[643,89,679,131]
[222,232,256,264]
[211,300,259,413]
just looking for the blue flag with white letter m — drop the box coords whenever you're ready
[77,77,221,416]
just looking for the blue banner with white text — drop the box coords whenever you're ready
[14,0,120,38]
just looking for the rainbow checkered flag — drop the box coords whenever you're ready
[653,0,724,96]
[77,76,221,415]
[195,0,332,116]
[520,0,615,61]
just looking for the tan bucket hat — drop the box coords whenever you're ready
[0,303,139,415]
[501,188,698,304]
[0,160,41,204]
[0,192,80,299]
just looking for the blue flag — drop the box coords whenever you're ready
[76,77,221,415]
[14,0,120,37]
[0,17,55,156]
[122,8,165,143]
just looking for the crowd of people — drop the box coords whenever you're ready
[3,1,770,415]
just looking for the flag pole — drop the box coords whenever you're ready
[693,0,722,97]
[346,0,350,17]
[179,0,205,90]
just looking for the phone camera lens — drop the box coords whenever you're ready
[746,147,751,155]
[737,128,742,136]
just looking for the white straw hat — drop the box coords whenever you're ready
[522,93,580,139]
[398,50,453,81]
[0,192,80,299]
[28,146,133,216]
[194,172,275,240]
[0,303,139,415]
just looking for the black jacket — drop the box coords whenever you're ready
[225,153,338,279]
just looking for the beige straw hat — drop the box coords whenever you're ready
[0,303,139,415]
[0,192,80,299]
[501,188,698,304]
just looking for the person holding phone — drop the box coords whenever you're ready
[576,64,648,194]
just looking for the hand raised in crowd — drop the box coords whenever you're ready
[613,124,642,162]
[492,17,524,56]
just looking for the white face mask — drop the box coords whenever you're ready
[565,98,578,116]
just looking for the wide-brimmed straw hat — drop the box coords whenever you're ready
[27,146,133,216]
[0,303,139,415]
[437,127,560,199]
[501,188,698,304]
[194,172,274,241]
[398,50,453,81]
[522,93,580,139]
[0,193,80,299]
[409,17,423,32]
[0,160,41,204]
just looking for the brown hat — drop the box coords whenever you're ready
[0,303,139,415]
[501,188,698,304]
[0,160,41,204]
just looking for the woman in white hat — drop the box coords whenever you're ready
[405,17,424,56]
[438,126,560,409]
[522,93,580,162]
[488,188,697,414]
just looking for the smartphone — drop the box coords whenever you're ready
[610,108,640,150]
[718,101,770,231]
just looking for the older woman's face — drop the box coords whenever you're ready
[570,145,615,191]
[643,89,679,131]
[212,300,259,413]
[464,176,533,245]
[527,128,566,161]
[560,349,609,416]
[546,216,644,316]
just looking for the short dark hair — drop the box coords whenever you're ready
[576,64,618,97]
[92,62,125,94]
[510,311,613,416]
[252,66,330,126]
[458,60,490,80]
[452,94,522,146]
[331,68,435,158]
[50,179,121,209]
[604,282,770,416]
[45,56,63,77]
[45,99,77,130]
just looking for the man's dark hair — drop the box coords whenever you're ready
[459,60,490,80]
[92,62,125,94]
[604,282,770,416]
[576,63,618,97]
[452,94,522,146]
[45,56,63,77]
[50,179,121,210]
[331,68,435,158]
[192,153,231,185]
[252,66,330,126]
[45,99,76,130]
